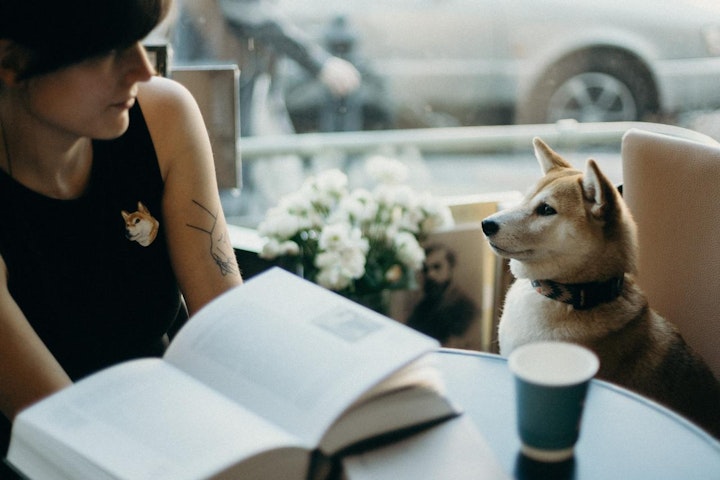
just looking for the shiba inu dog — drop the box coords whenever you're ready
[481,137,720,438]
[121,201,159,247]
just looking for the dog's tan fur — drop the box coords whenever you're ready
[482,137,720,438]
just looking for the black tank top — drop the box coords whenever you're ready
[0,103,185,462]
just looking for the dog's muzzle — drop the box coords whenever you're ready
[481,219,499,237]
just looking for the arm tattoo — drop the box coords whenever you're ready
[186,200,239,276]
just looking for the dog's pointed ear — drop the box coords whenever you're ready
[582,159,617,219]
[533,137,573,174]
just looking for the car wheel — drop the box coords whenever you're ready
[516,49,658,124]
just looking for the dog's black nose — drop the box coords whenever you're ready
[481,219,499,237]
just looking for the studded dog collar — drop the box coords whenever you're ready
[531,276,625,310]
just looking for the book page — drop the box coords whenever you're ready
[342,415,510,480]
[164,268,440,448]
[8,359,309,480]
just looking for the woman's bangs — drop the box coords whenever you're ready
[10,0,168,78]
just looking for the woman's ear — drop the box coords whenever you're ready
[0,40,29,86]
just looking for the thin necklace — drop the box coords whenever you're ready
[0,115,12,178]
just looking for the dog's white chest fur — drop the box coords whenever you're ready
[497,279,569,354]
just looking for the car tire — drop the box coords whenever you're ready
[516,49,659,124]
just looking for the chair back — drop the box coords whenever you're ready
[622,128,720,379]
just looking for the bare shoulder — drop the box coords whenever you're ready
[137,75,201,124]
[136,76,210,177]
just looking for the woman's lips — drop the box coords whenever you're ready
[113,97,136,110]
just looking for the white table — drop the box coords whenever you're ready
[436,349,720,479]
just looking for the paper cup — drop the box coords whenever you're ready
[508,341,599,462]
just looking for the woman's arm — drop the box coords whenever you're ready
[0,257,71,421]
[138,76,243,316]
[0,75,243,420]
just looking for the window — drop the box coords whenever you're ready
[149,0,720,228]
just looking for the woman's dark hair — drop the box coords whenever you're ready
[0,0,171,79]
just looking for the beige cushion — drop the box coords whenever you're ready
[622,128,720,379]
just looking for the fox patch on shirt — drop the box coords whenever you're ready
[121,202,159,247]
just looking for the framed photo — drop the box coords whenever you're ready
[389,224,488,351]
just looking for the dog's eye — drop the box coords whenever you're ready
[536,203,557,216]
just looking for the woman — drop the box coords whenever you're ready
[0,0,243,470]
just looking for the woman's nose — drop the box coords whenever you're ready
[121,43,156,82]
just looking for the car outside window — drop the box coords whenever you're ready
[153,0,720,228]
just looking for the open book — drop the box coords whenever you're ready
[6,268,460,480]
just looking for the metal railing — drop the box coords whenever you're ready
[236,120,717,160]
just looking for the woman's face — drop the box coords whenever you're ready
[19,42,155,140]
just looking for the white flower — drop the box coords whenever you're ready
[315,248,367,290]
[365,155,409,184]
[397,206,426,234]
[394,231,426,270]
[316,248,366,278]
[374,184,415,210]
[258,156,449,293]
[309,169,348,199]
[339,189,378,223]
[318,223,368,254]
[259,239,300,259]
[311,222,369,291]
[315,265,354,291]
[418,194,454,234]
[257,207,302,240]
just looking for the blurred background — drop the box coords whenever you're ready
[147,0,720,227]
